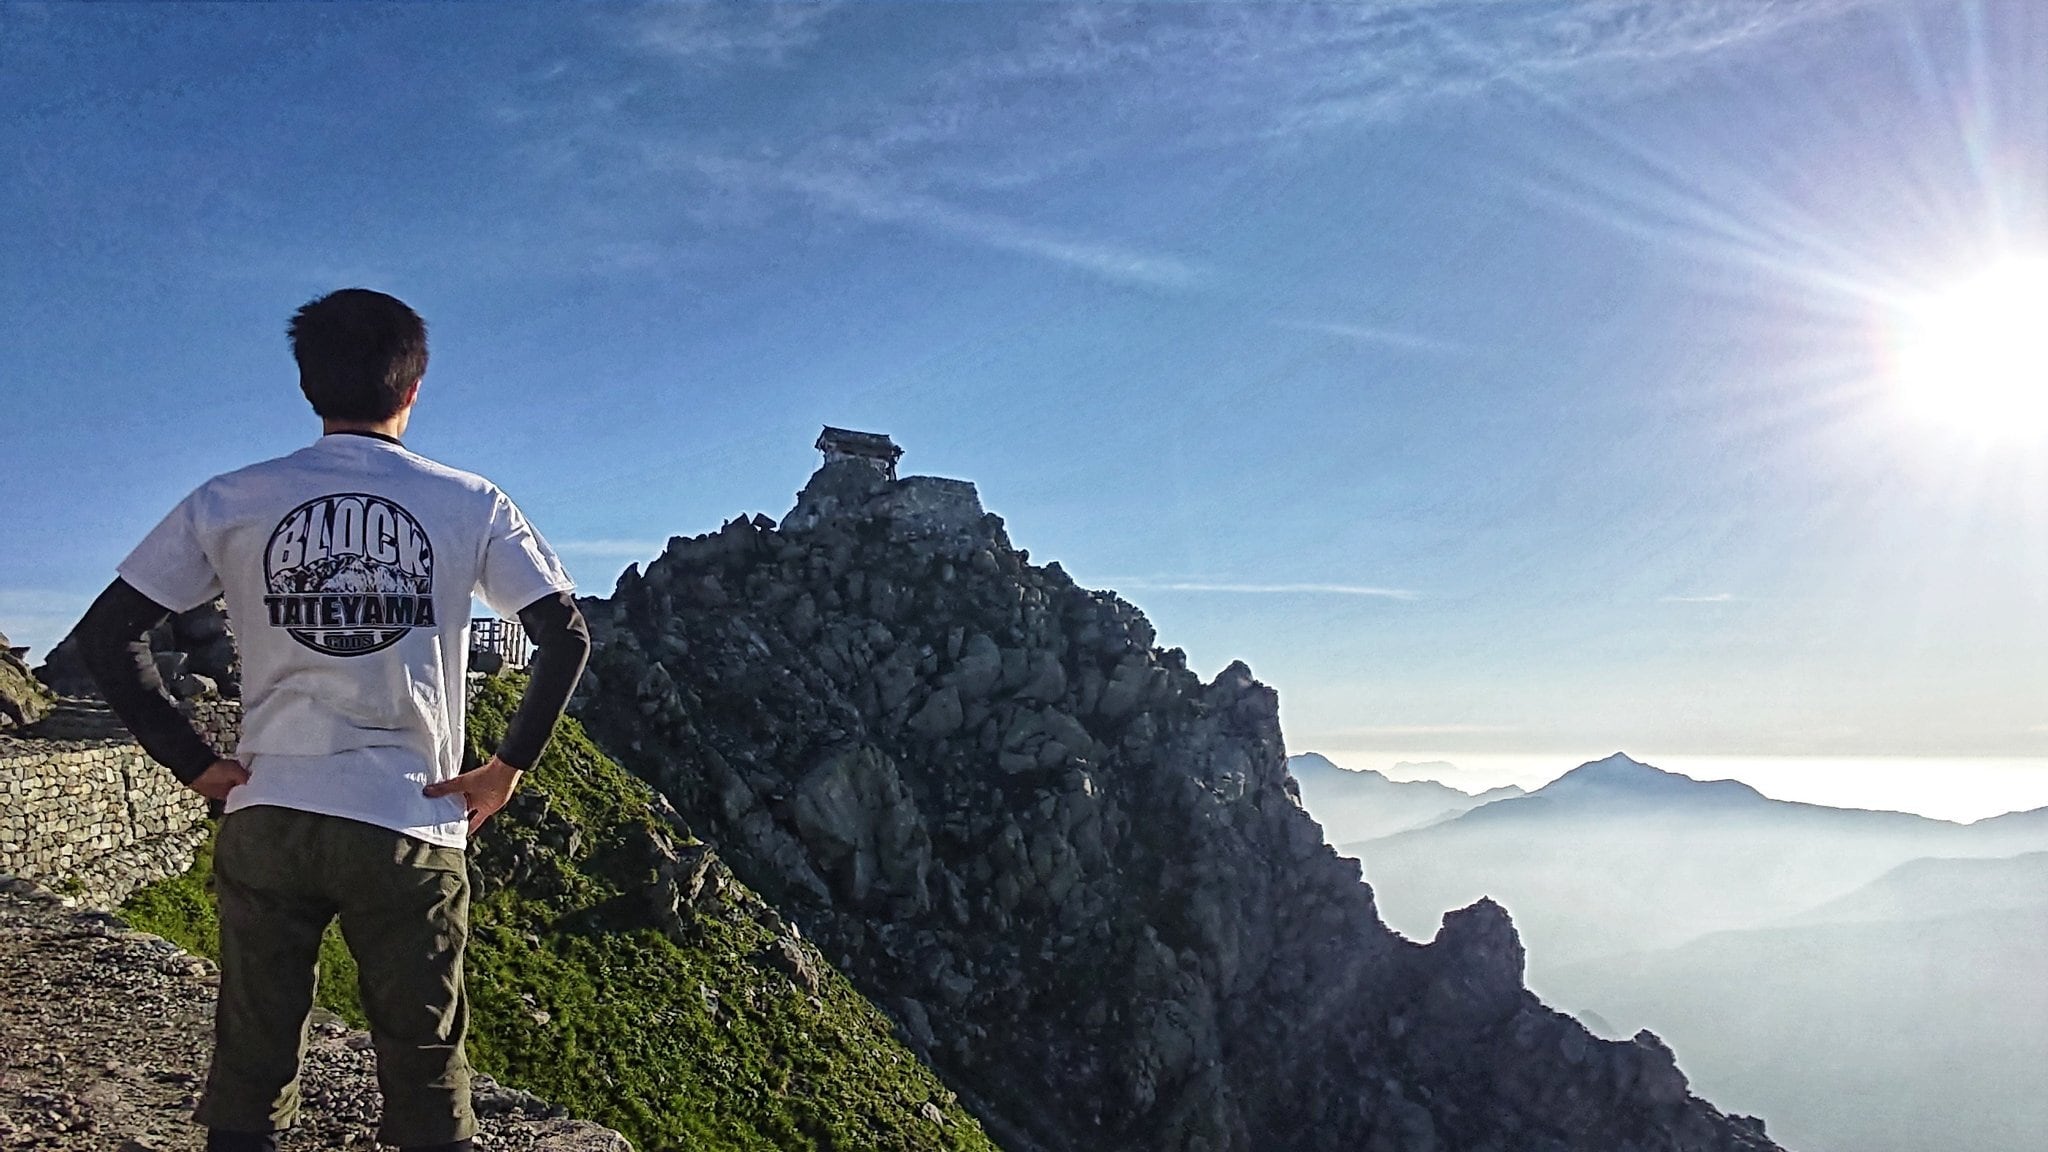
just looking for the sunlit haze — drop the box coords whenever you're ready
[1891,256,2048,436]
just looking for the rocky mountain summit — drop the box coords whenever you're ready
[569,446,1784,1152]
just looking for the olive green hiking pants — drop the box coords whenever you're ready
[195,805,476,1147]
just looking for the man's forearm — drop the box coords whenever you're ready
[494,591,592,771]
[76,579,220,784]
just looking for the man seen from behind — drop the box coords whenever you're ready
[76,288,592,1152]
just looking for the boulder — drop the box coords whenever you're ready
[908,686,964,737]
[946,632,1003,700]
[789,746,932,912]
[170,673,216,700]
[1,639,55,730]
[764,936,824,995]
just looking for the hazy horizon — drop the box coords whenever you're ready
[1318,755,2048,1152]
[1303,748,2048,824]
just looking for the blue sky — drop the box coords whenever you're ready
[5,1,2047,774]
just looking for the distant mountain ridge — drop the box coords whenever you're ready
[1524,752,1767,805]
[1349,751,2045,965]
[1782,849,2048,925]
[1348,751,2048,1152]
[1285,752,1522,843]
[1545,851,2048,1152]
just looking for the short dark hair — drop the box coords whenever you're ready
[287,289,428,421]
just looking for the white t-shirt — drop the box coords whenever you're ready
[117,432,576,847]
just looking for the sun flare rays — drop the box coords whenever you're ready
[1888,255,2048,436]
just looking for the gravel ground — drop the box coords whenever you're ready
[0,878,630,1151]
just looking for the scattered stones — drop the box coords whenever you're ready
[764,936,825,996]
[0,881,633,1151]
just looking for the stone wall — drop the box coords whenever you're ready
[184,698,243,753]
[883,476,986,541]
[0,701,240,909]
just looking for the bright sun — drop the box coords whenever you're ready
[1892,255,2048,435]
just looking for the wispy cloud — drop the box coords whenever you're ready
[1327,723,1518,737]
[1661,593,1738,603]
[1304,723,1523,752]
[628,2,839,67]
[1111,579,1418,600]
[552,538,668,559]
[0,588,91,661]
[1271,318,1459,354]
[0,589,90,616]
[490,1,1866,286]
[682,156,1204,288]
[940,1,1874,146]
[1310,721,1523,737]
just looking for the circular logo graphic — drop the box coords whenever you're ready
[262,492,437,657]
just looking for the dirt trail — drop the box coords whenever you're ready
[0,879,628,1151]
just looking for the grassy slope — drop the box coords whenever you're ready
[118,831,369,1025]
[121,678,994,1152]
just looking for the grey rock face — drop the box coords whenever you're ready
[570,469,1782,1152]
[36,598,240,701]
[1,640,56,731]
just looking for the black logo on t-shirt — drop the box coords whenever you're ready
[263,493,436,657]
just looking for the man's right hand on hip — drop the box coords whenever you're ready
[190,758,251,802]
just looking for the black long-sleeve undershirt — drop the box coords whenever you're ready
[76,578,590,784]
[496,590,590,770]
[77,580,218,783]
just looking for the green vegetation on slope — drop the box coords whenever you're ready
[121,677,995,1152]
[118,829,367,1025]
